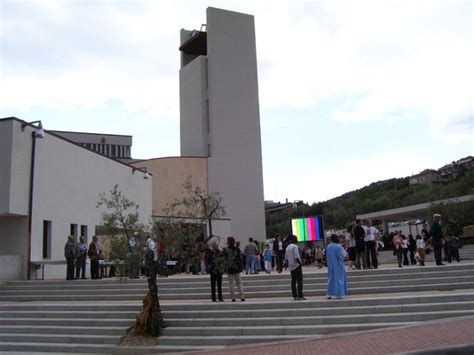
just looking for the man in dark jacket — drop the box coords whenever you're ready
[273,234,285,273]
[353,220,366,269]
[430,214,445,266]
[64,235,76,280]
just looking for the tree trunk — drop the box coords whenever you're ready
[129,261,163,336]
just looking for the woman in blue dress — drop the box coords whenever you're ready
[326,234,348,299]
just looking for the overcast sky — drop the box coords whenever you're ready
[1,0,472,203]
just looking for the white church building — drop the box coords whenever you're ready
[0,117,152,280]
[0,7,266,281]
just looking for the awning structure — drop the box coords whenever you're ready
[179,31,207,56]
[356,194,474,222]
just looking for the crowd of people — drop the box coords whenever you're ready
[64,234,103,280]
[63,213,459,303]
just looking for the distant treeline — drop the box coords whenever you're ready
[266,171,474,238]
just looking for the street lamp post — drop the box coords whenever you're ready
[21,120,44,280]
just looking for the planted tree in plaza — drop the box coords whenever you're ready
[97,184,146,279]
[97,177,225,337]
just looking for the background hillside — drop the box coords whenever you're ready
[266,171,474,238]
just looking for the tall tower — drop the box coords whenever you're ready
[179,7,266,242]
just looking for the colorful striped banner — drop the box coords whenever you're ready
[291,216,323,242]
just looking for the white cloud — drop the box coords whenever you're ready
[1,0,472,202]
[256,1,473,143]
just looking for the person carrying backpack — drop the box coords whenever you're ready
[224,236,245,302]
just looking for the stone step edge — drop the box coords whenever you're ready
[1,291,474,308]
[2,281,474,299]
[3,272,474,290]
[164,309,474,322]
[158,324,418,341]
[0,341,226,353]
[5,264,474,286]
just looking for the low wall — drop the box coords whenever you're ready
[0,255,23,281]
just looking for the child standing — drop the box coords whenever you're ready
[416,234,426,266]
[315,245,323,269]
[263,244,273,274]
[199,252,207,275]
[393,233,403,268]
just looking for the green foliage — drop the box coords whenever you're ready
[97,184,147,278]
[266,171,474,235]
[155,176,226,273]
[165,176,225,239]
[97,184,142,243]
[97,179,225,337]
[430,200,474,236]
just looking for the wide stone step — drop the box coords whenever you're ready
[158,334,311,346]
[0,317,134,327]
[1,277,471,297]
[0,325,126,336]
[165,310,474,327]
[0,304,141,312]
[1,279,472,302]
[0,310,138,319]
[160,292,474,311]
[0,341,225,353]
[0,333,122,345]
[162,322,421,337]
[5,262,473,287]
[0,294,145,302]
[3,268,473,292]
[164,302,474,319]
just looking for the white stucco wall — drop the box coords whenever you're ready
[1,118,152,279]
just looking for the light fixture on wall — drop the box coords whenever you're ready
[21,120,45,138]
[132,167,150,180]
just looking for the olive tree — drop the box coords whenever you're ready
[97,178,225,337]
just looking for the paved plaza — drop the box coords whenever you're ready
[191,315,474,355]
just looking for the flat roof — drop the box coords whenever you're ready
[356,194,474,221]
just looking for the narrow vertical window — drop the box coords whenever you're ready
[42,220,52,259]
[80,225,88,244]
[70,224,78,242]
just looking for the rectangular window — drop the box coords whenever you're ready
[80,225,88,244]
[111,145,116,157]
[42,220,52,259]
[70,224,78,242]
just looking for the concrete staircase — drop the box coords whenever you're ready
[1,264,474,302]
[159,292,474,347]
[0,263,473,353]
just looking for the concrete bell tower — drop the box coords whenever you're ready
[179,7,266,243]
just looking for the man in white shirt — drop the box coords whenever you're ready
[363,219,379,269]
[284,235,306,300]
